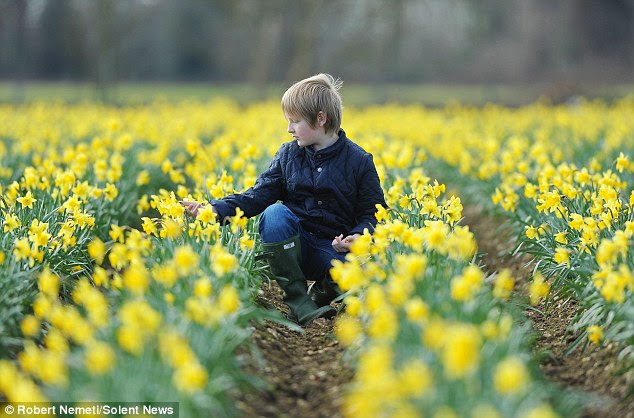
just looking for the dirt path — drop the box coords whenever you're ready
[462,203,634,418]
[236,282,352,418]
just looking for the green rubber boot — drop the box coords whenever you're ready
[310,275,343,308]
[261,236,336,325]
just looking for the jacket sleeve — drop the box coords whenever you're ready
[210,147,285,221]
[349,153,386,236]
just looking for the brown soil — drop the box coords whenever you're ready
[236,281,353,418]
[462,203,634,418]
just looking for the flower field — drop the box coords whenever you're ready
[0,97,632,417]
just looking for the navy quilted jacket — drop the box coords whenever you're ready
[211,129,386,239]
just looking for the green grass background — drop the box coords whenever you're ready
[2,81,634,106]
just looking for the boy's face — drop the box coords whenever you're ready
[284,112,326,148]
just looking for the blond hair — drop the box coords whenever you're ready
[281,73,343,135]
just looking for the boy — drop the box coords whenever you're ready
[182,73,386,325]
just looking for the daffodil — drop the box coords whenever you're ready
[173,361,208,393]
[218,285,240,314]
[529,273,550,305]
[87,238,106,264]
[493,269,515,300]
[3,213,21,232]
[494,356,529,395]
[587,325,604,344]
[209,244,238,277]
[173,245,199,275]
[17,191,36,209]
[335,315,363,346]
[554,247,570,266]
[442,324,481,379]
[84,341,116,375]
[38,267,59,297]
[193,278,212,298]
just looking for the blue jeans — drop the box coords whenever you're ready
[259,203,347,281]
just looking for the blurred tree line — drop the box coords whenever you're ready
[1,0,633,85]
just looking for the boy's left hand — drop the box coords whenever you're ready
[332,233,361,253]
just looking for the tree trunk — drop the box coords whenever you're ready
[248,2,283,86]
[95,0,116,103]
[382,0,404,83]
[285,1,319,83]
[13,0,27,103]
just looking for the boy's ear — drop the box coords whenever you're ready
[317,111,327,127]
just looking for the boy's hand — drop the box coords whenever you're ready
[332,233,361,253]
[180,200,209,218]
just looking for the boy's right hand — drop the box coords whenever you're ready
[332,233,359,253]
[180,200,208,218]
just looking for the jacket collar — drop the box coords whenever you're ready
[304,129,347,162]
